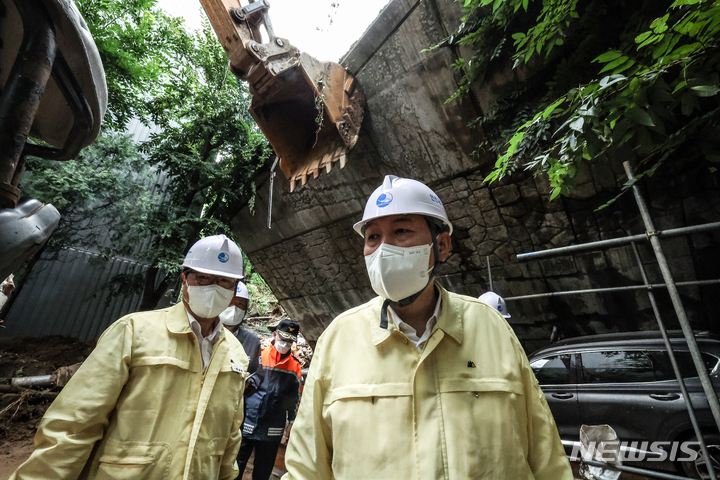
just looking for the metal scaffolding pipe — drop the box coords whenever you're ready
[504,278,720,301]
[11,375,52,388]
[630,241,717,480]
[624,161,720,435]
[516,222,720,262]
[486,256,493,291]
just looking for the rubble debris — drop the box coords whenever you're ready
[0,336,92,475]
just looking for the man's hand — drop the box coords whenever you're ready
[281,421,293,445]
[244,372,260,397]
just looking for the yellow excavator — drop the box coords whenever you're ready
[200,0,366,191]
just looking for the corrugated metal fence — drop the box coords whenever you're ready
[1,119,166,342]
[2,248,150,342]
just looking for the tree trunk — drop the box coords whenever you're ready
[138,262,171,311]
[137,231,201,311]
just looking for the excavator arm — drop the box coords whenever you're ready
[199,0,365,190]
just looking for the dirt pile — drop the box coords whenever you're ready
[0,336,93,379]
[0,336,93,476]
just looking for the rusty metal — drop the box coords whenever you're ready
[0,1,57,209]
[199,0,365,191]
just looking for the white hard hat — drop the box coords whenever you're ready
[353,175,453,236]
[235,282,249,299]
[478,291,511,319]
[182,235,244,279]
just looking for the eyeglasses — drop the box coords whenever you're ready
[189,272,236,290]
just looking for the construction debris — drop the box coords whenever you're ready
[0,336,92,476]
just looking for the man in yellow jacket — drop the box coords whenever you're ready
[283,176,573,480]
[11,234,249,480]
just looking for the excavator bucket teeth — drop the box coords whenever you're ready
[199,0,365,189]
[249,53,364,189]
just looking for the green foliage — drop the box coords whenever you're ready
[246,272,279,316]
[443,0,720,200]
[128,22,271,306]
[76,0,190,130]
[22,132,158,258]
[23,6,273,308]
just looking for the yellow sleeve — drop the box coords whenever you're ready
[219,382,245,480]
[516,338,574,480]
[10,320,133,480]
[282,336,333,480]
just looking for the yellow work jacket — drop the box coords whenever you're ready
[10,302,248,480]
[284,286,573,480]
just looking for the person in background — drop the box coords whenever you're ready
[10,235,249,480]
[237,319,302,480]
[478,291,512,319]
[221,281,261,374]
[283,175,572,480]
[0,274,15,312]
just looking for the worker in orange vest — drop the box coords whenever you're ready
[237,319,302,480]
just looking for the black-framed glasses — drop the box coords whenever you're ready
[189,272,236,290]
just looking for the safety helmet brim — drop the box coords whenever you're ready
[182,265,245,280]
[353,211,452,236]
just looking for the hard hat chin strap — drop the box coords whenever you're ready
[379,218,443,329]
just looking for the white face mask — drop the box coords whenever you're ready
[275,340,291,354]
[364,243,433,302]
[186,283,235,319]
[219,306,246,326]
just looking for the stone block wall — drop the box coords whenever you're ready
[231,0,720,351]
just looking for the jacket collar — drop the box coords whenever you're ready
[166,302,194,334]
[370,284,463,346]
[269,342,295,364]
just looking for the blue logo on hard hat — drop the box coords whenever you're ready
[218,252,229,263]
[498,305,503,312]
[376,193,393,208]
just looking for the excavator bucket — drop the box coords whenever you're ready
[199,0,365,191]
[249,54,364,190]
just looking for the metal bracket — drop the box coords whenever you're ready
[231,0,276,40]
[231,0,269,22]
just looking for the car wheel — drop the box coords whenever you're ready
[679,436,720,480]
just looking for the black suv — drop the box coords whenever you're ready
[528,331,720,479]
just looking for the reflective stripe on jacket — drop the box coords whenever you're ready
[243,344,302,442]
[10,302,249,480]
[283,286,573,480]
